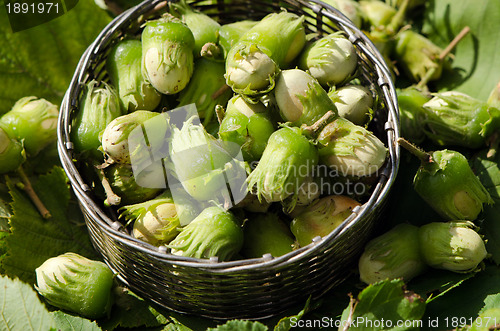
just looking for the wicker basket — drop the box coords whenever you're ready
[57,0,400,320]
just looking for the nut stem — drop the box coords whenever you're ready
[301,110,337,138]
[215,105,225,125]
[397,137,432,163]
[417,26,470,89]
[98,167,121,206]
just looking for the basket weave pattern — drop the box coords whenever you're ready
[57,0,400,319]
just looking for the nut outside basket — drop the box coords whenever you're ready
[57,0,400,320]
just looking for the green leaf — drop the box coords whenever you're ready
[408,269,476,303]
[339,279,426,330]
[161,317,194,331]
[299,277,361,328]
[469,308,500,331]
[0,0,111,113]
[471,149,500,264]
[0,231,9,274]
[422,0,500,100]
[0,274,55,330]
[0,199,10,219]
[51,310,102,331]
[1,166,98,284]
[424,265,500,329]
[273,297,320,331]
[207,320,269,331]
[0,275,101,330]
[481,294,500,313]
[99,288,169,330]
[0,182,12,225]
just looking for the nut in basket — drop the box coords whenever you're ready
[57,0,400,320]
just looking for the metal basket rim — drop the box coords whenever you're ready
[57,0,400,272]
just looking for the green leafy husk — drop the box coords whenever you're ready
[421,91,500,149]
[168,115,248,204]
[0,127,25,174]
[0,96,59,157]
[225,11,306,99]
[168,205,243,261]
[217,20,258,58]
[246,126,318,210]
[71,80,122,158]
[141,14,195,94]
[169,0,221,58]
[101,110,163,164]
[413,149,494,221]
[358,223,428,284]
[298,32,358,87]
[218,95,276,162]
[241,213,295,258]
[119,190,200,246]
[106,39,161,112]
[393,29,446,83]
[397,86,431,144]
[176,57,232,125]
[418,221,488,273]
[275,68,338,126]
[103,163,163,206]
[317,117,388,177]
[35,252,115,319]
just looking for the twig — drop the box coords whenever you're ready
[387,0,410,34]
[439,26,471,61]
[397,137,432,163]
[215,105,226,125]
[417,26,470,89]
[99,168,121,206]
[102,0,124,16]
[486,132,498,159]
[301,110,337,138]
[341,294,358,331]
[212,84,231,100]
[16,166,51,219]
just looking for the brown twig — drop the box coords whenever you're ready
[397,137,432,163]
[102,0,124,16]
[212,84,231,100]
[301,110,338,138]
[17,166,51,219]
[439,26,471,61]
[486,132,499,159]
[98,168,121,206]
[341,294,358,331]
[417,26,470,89]
[215,105,226,125]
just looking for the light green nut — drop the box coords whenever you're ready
[358,223,427,284]
[418,221,488,273]
[0,96,58,156]
[35,252,115,319]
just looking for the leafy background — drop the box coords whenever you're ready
[1,0,500,330]
[0,0,111,114]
